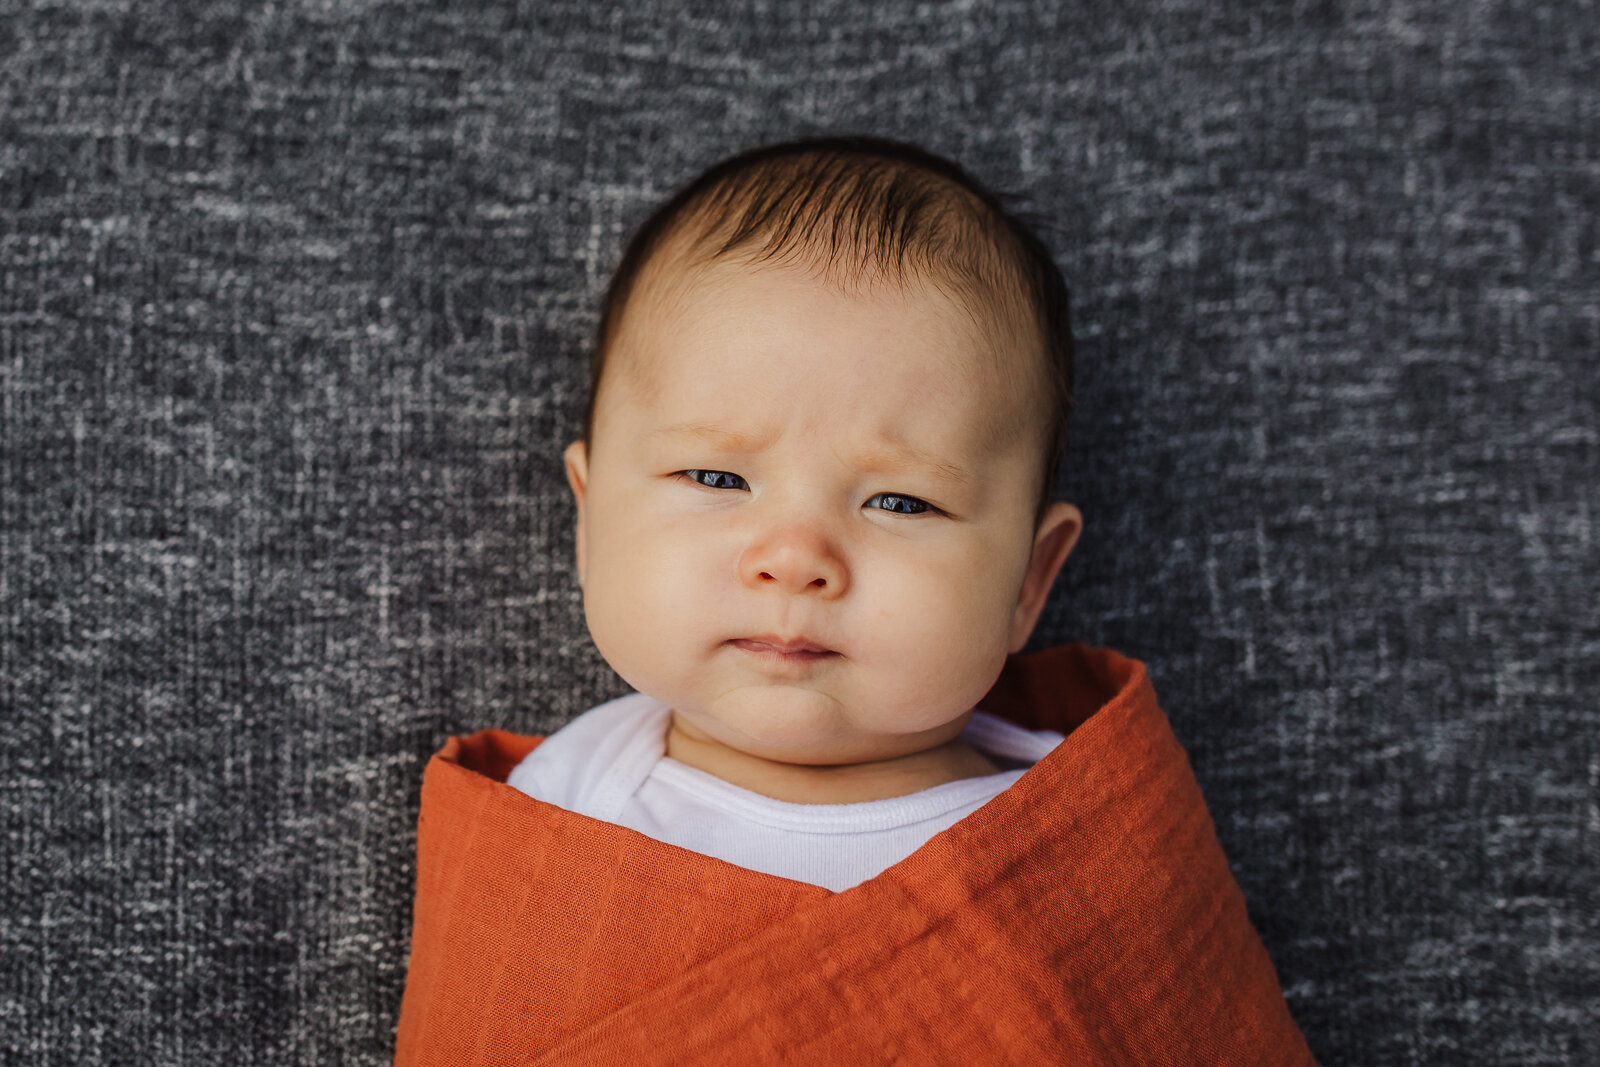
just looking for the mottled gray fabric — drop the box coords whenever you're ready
[1,1,1594,1063]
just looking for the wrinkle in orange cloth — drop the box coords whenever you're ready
[394,645,1316,1065]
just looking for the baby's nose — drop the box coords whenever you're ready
[739,526,848,597]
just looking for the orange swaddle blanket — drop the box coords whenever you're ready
[394,644,1316,1065]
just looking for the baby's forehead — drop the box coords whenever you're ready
[601,250,1049,448]
[620,250,1024,375]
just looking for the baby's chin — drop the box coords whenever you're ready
[673,684,964,766]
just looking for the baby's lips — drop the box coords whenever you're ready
[729,635,837,656]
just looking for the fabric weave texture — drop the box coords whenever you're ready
[394,646,1316,1065]
[1,1,1595,1063]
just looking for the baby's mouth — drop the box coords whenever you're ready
[728,636,839,661]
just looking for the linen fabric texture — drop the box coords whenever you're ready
[393,645,1316,1065]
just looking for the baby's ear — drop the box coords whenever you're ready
[563,440,590,587]
[1008,502,1083,653]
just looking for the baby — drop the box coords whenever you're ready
[394,137,1314,1066]
[505,137,1084,890]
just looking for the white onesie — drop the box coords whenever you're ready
[507,693,1064,892]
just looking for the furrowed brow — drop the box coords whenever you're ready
[654,422,975,488]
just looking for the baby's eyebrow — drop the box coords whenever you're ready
[651,422,772,452]
[856,445,974,489]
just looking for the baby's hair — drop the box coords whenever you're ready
[585,136,1076,517]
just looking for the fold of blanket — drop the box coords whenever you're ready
[394,644,1315,1065]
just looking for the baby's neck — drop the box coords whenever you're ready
[663,716,1001,804]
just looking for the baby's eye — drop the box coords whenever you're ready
[681,469,749,491]
[865,493,931,515]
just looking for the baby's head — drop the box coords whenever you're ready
[564,137,1083,772]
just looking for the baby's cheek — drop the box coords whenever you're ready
[584,539,665,657]
[867,571,1008,670]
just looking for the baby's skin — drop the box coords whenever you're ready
[563,244,1082,803]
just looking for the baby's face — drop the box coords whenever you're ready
[565,256,1080,767]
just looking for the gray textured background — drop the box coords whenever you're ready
[2,1,1596,1063]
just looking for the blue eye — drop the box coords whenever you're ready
[683,469,748,491]
[866,493,931,515]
